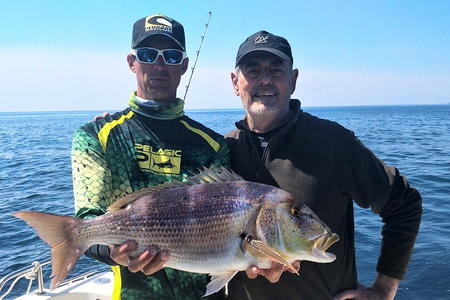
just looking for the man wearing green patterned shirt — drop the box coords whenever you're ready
[72,14,229,300]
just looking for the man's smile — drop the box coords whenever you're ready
[253,91,278,97]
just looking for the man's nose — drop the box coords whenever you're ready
[153,55,167,70]
[258,69,273,85]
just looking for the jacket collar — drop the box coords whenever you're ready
[128,91,185,120]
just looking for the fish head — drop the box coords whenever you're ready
[256,198,339,264]
[277,203,339,263]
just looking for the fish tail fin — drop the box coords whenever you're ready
[12,211,87,289]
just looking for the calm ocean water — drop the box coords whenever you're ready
[0,105,449,299]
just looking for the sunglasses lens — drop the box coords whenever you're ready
[163,50,184,65]
[136,48,159,63]
[134,48,185,65]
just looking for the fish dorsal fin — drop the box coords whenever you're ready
[107,166,243,212]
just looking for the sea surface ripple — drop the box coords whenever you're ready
[0,105,449,299]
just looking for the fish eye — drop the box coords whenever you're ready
[290,207,301,217]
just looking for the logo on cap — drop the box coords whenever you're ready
[254,35,269,44]
[145,15,173,33]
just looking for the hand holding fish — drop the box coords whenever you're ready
[246,260,301,283]
[109,240,170,275]
[333,273,399,300]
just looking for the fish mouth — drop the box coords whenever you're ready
[309,233,340,263]
[314,233,340,252]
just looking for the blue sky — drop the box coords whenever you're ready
[1,0,449,111]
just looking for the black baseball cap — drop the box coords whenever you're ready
[235,30,292,67]
[132,14,186,50]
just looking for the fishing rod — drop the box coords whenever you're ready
[183,11,212,101]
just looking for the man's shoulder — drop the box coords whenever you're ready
[180,115,225,141]
[298,111,352,138]
[223,112,352,141]
[78,107,133,137]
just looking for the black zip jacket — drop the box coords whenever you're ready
[225,99,422,300]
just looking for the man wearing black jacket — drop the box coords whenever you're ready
[225,30,422,300]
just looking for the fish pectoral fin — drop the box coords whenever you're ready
[204,270,239,297]
[242,235,298,274]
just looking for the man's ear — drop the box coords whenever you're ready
[231,72,240,96]
[290,68,299,94]
[181,57,189,75]
[127,54,136,73]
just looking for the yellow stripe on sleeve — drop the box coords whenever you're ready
[98,111,134,152]
[111,265,122,300]
[179,120,220,152]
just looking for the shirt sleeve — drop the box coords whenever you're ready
[335,130,422,280]
[72,127,113,219]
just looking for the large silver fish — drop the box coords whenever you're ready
[13,168,339,296]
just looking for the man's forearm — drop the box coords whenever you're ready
[377,185,422,279]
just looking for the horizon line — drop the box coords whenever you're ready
[0,102,449,114]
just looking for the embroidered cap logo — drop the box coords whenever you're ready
[145,15,173,33]
[254,35,269,44]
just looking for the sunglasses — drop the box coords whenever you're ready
[130,47,187,65]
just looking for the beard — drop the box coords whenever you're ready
[247,99,276,115]
[245,84,281,116]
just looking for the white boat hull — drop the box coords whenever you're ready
[14,272,113,300]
